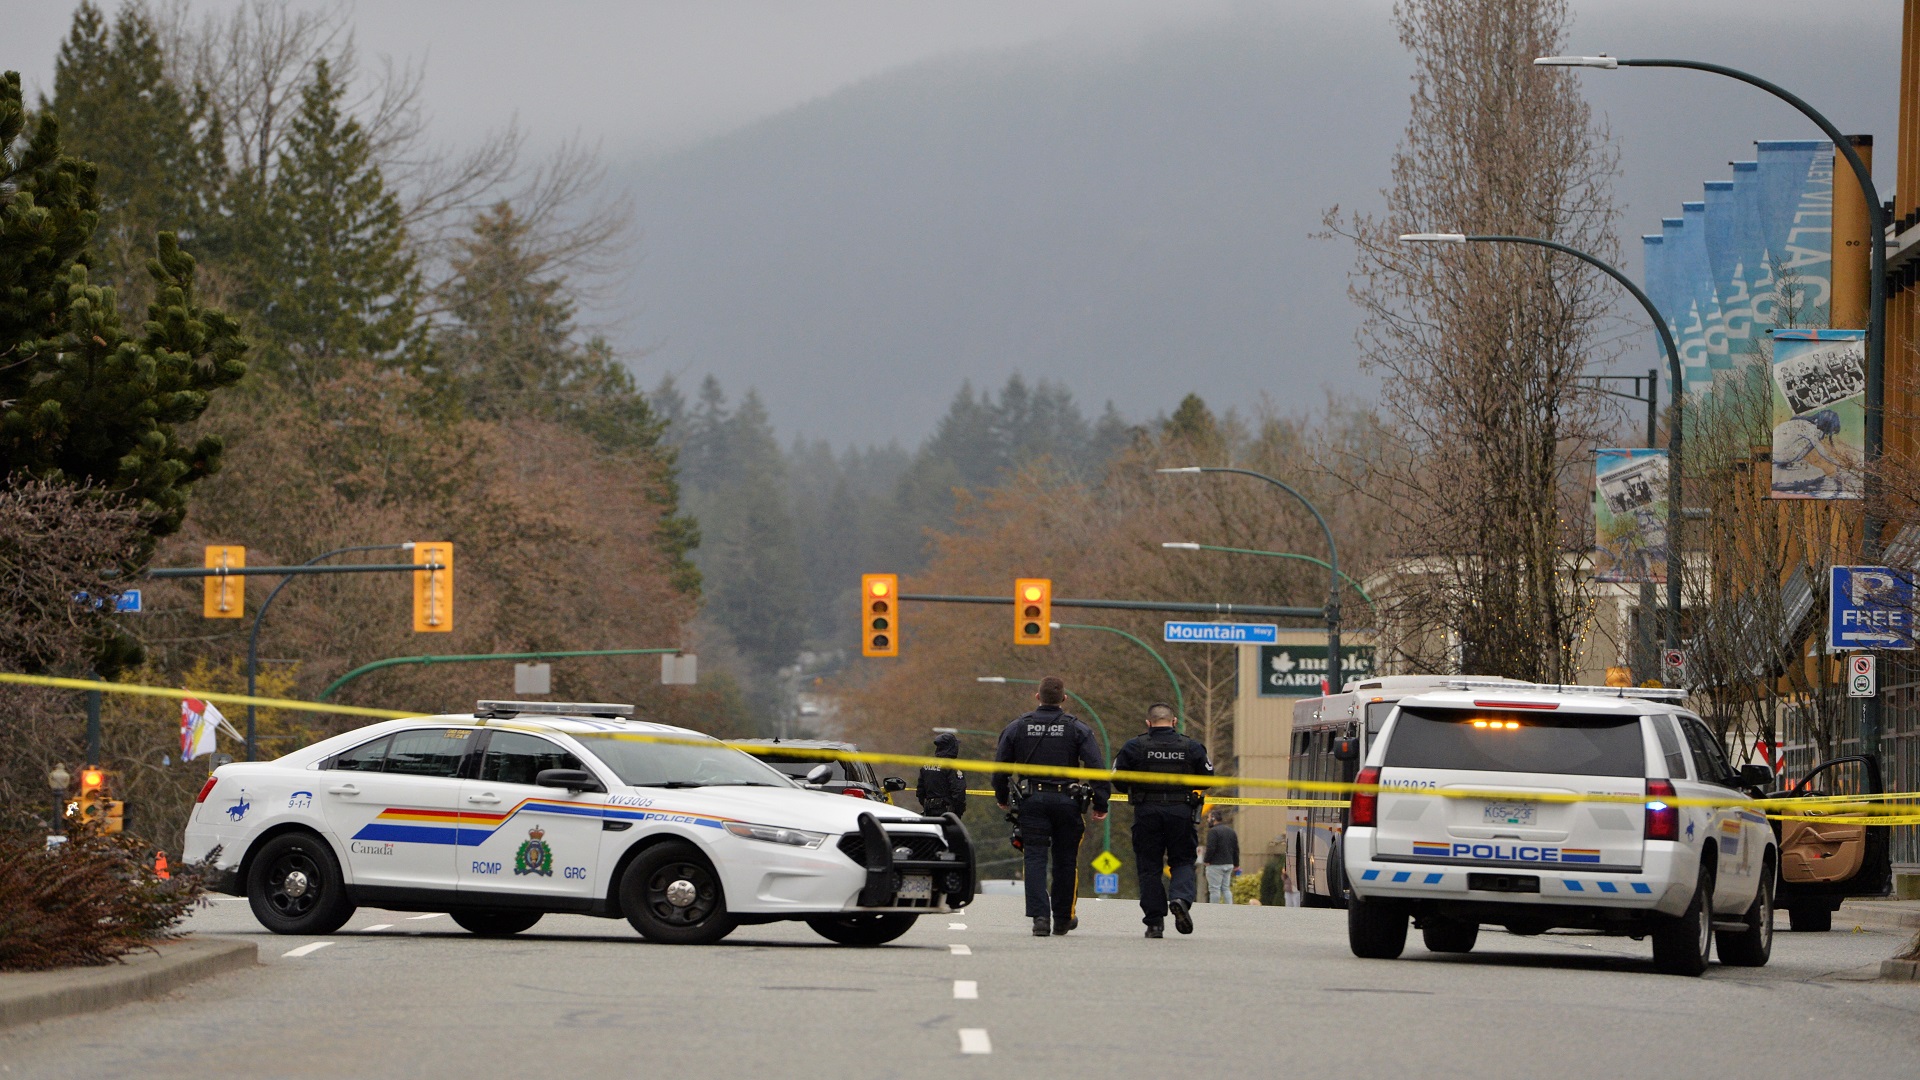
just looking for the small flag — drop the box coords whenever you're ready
[181,697,224,761]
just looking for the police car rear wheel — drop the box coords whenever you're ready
[805,913,918,946]
[450,909,543,937]
[1421,917,1478,954]
[1651,866,1713,976]
[1347,893,1408,959]
[247,832,354,936]
[620,841,736,945]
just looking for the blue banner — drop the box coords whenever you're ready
[1752,140,1831,328]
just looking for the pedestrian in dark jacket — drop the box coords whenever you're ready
[917,732,968,817]
[1203,814,1240,904]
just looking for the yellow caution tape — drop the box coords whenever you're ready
[10,672,1916,821]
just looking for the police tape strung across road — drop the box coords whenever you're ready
[8,673,1915,823]
[963,789,1349,808]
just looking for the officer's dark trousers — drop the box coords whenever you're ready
[1132,803,1198,925]
[1017,792,1084,921]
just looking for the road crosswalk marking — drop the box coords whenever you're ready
[958,1029,992,1054]
[361,924,393,932]
[282,942,333,958]
[948,944,971,955]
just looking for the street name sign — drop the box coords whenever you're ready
[1828,566,1915,650]
[1163,621,1279,644]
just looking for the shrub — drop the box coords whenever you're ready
[1231,868,1263,904]
[0,820,206,971]
[1258,854,1288,906]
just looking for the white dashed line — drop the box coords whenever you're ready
[958,1029,992,1055]
[282,941,333,958]
[948,922,967,930]
[406,913,443,920]
[360,924,393,932]
[948,944,971,955]
[953,980,978,1000]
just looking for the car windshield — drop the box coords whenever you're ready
[576,734,795,788]
[1382,707,1646,778]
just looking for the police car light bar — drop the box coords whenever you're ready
[475,700,636,720]
[1440,679,1687,702]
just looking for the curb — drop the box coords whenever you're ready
[1880,959,1920,982]
[0,937,257,1031]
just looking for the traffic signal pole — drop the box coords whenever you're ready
[897,593,1323,619]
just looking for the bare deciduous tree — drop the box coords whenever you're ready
[1326,0,1620,683]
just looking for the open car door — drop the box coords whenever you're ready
[1771,755,1893,931]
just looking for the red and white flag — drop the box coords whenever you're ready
[181,697,224,761]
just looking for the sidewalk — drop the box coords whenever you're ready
[1836,897,1920,933]
[0,936,257,1031]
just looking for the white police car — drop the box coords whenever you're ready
[183,701,974,945]
[1341,683,1779,975]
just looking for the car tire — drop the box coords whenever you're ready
[1421,917,1479,954]
[246,832,355,936]
[1325,840,1348,910]
[1347,893,1408,959]
[1652,865,1713,976]
[805,913,918,946]
[1716,859,1774,967]
[1296,849,1326,908]
[1786,903,1832,933]
[619,841,736,945]
[450,909,543,937]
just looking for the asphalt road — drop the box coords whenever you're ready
[2,892,1915,1079]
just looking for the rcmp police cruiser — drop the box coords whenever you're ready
[993,676,1111,937]
[1111,703,1213,937]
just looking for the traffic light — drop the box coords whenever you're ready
[203,545,245,618]
[861,574,899,657]
[1014,578,1052,645]
[413,542,453,632]
[103,799,125,835]
[76,767,106,829]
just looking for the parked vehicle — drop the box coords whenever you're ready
[734,739,908,803]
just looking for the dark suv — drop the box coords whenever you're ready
[734,739,908,803]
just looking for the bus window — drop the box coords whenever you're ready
[1365,702,1394,733]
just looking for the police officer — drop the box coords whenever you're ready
[1111,702,1212,938]
[917,731,967,817]
[994,676,1110,937]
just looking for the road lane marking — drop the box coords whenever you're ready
[282,942,333,958]
[958,1029,992,1054]
[361,924,393,932]
[948,922,967,930]
[406,913,443,920]
[949,944,971,955]
[954,980,978,1000]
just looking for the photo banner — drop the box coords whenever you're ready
[1770,329,1864,499]
[1593,449,1670,583]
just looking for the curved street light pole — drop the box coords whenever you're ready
[246,543,413,761]
[1049,622,1185,735]
[1400,232,1685,659]
[1162,542,1377,617]
[1539,53,1886,753]
[1158,466,1344,692]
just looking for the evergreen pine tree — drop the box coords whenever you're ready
[243,58,420,386]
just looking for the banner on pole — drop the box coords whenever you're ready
[1770,329,1865,499]
[1593,449,1670,583]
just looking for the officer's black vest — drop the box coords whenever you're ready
[1131,730,1202,799]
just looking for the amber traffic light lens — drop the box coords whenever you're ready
[82,769,103,788]
[870,580,890,596]
[1022,585,1042,601]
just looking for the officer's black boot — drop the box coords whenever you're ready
[1144,923,1164,939]
[1032,916,1051,937]
[1052,915,1077,936]
[1171,899,1193,935]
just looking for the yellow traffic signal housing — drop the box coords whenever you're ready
[413,542,454,632]
[1014,578,1052,645]
[103,799,125,834]
[75,767,106,828]
[861,574,899,657]
[203,545,245,618]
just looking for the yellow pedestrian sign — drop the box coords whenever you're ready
[1091,850,1121,875]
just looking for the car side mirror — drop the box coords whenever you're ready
[804,763,833,786]
[1736,764,1774,790]
[535,768,604,793]
[1331,738,1359,763]
[883,776,907,793]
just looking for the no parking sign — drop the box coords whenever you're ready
[1847,653,1877,698]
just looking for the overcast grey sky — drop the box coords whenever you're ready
[7,1,1902,442]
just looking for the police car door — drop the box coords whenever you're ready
[319,727,467,893]
[1676,715,1759,906]
[457,731,603,902]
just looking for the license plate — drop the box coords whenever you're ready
[1483,802,1537,826]
[898,875,932,901]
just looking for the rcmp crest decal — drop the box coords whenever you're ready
[514,826,554,876]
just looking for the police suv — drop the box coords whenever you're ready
[183,702,974,946]
[1342,683,1778,976]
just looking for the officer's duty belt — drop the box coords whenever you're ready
[1028,781,1076,792]
[1131,791,1193,803]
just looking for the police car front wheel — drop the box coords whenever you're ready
[620,841,736,945]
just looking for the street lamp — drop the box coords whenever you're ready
[47,762,69,837]
[1161,542,1377,617]
[1157,467,1345,692]
[1398,231,1684,662]
[1043,622,1185,734]
[1534,52,1887,755]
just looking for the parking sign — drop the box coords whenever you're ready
[1847,653,1877,698]
[1828,566,1915,651]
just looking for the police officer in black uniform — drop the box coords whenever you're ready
[1111,702,1213,938]
[916,731,967,817]
[993,676,1110,937]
